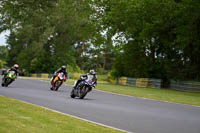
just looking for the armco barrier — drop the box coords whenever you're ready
[126,78,136,86]
[30,73,53,78]
[37,73,41,78]
[41,73,49,78]
[148,79,161,89]
[32,74,37,78]
[136,78,148,87]
[119,77,127,85]
[171,80,200,91]
[48,74,53,78]
[29,73,200,91]
[117,77,161,89]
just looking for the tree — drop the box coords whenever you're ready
[0,0,95,73]
[0,45,8,61]
[97,0,200,82]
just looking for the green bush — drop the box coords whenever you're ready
[97,75,108,81]
[96,68,105,75]
[0,59,6,69]
[107,72,116,84]
[66,65,84,73]
[68,72,83,80]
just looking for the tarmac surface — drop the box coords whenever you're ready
[0,76,200,133]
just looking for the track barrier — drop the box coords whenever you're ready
[28,73,200,91]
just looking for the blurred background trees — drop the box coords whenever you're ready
[0,0,199,82]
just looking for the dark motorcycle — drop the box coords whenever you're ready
[71,75,96,99]
[2,71,17,87]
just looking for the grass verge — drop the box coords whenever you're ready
[22,77,200,106]
[0,96,122,133]
[96,83,200,106]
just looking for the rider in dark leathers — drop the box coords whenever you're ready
[73,70,97,89]
[51,65,68,85]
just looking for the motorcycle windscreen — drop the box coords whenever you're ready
[10,71,15,75]
[8,71,15,78]
[58,72,65,80]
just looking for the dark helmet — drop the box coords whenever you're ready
[13,64,19,70]
[61,65,66,71]
[89,70,95,75]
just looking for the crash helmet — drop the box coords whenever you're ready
[61,65,66,71]
[89,69,95,75]
[13,64,19,70]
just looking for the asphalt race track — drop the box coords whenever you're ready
[0,76,200,133]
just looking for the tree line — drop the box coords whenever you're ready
[0,0,200,85]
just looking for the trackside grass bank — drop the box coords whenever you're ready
[96,83,200,106]
[22,77,200,106]
[0,96,122,133]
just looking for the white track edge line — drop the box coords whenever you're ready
[0,95,132,133]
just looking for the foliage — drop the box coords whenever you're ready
[66,65,82,73]
[1,0,200,83]
[0,59,6,68]
[0,45,8,61]
[99,0,200,82]
[0,0,95,73]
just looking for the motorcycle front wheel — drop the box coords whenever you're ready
[53,81,61,91]
[70,89,76,98]
[4,78,12,87]
[78,86,88,99]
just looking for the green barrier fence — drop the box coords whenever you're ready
[170,80,200,91]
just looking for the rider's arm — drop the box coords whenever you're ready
[54,68,61,75]
[80,75,87,79]
[7,69,11,73]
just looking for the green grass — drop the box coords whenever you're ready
[96,83,200,106]
[22,77,200,106]
[0,96,122,133]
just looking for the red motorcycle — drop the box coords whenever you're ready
[50,72,66,91]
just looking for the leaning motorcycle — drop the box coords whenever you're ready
[71,75,95,99]
[1,71,17,87]
[50,72,66,91]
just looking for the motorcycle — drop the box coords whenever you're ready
[1,71,17,87]
[50,72,66,91]
[71,75,96,99]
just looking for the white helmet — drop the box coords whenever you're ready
[89,70,95,75]
[14,64,19,69]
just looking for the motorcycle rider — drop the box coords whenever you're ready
[51,65,68,86]
[73,69,97,89]
[2,64,19,86]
